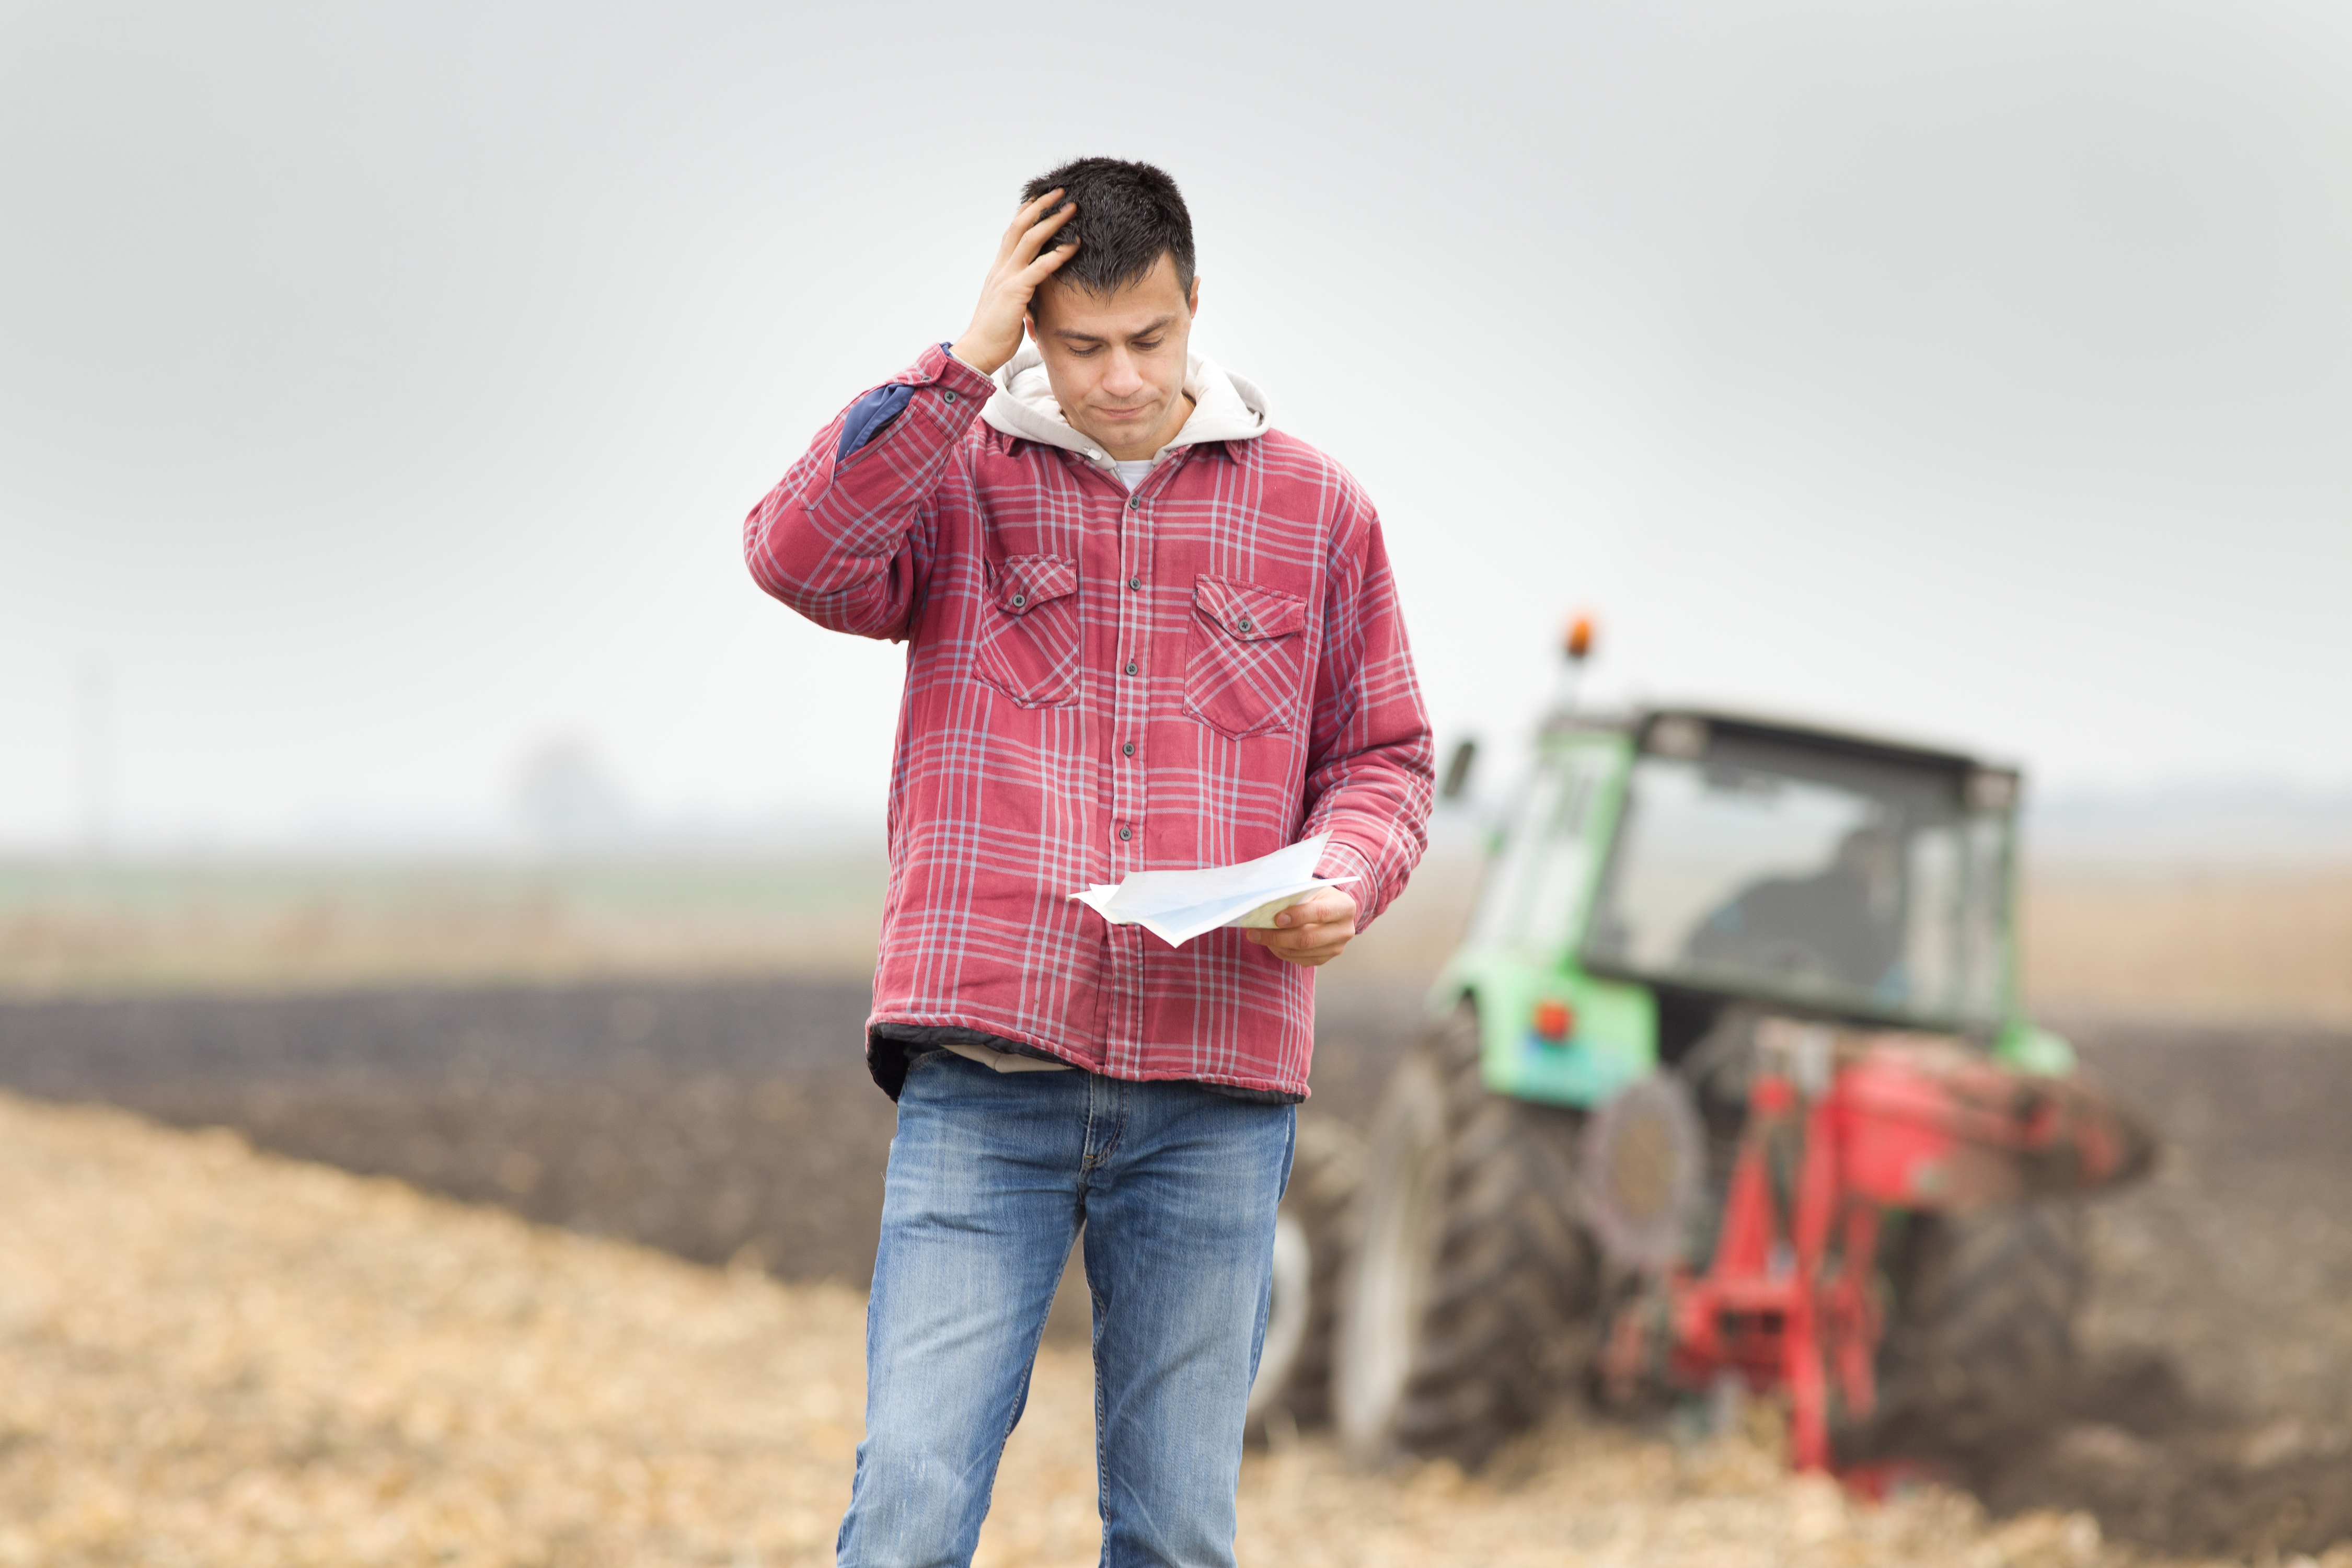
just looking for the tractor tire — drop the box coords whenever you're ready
[1248,1116,1364,1433]
[1333,1004,1599,1467]
[1850,1201,2090,1457]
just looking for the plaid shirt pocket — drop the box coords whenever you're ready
[975,554,1082,708]
[1184,573,1310,738]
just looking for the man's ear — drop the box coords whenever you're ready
[1023,312,1036,343]
[1186,276,1201,317]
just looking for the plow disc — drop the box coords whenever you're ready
[1600,1020,2156,1472]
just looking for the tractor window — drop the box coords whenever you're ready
[1471,744,1615,956]
[1583,735,2011,1025]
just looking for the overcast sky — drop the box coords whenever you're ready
[3,1,2346,849]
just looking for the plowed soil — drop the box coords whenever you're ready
[0,980,2346,1562]
[0,1087,2224,1568]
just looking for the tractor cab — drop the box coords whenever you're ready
[1445,703,2074,1114]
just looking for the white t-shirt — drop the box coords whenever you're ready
[943,1037,1073,1074]
[1112,458,1154,490]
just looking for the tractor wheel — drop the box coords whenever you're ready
[1333,1004,1599,1467]
[1851,1201,2090,1456]
[1248,1116,1364,1432]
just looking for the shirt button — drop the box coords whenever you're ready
[1010,593,1027,608]
[1237,616,1253,633]
[1118,825,1133,841]
[942,389,957,404]
[1127,577,1142,591]
[1122,741,1135,756]
[1127,496,1141,510]
[1125,661,1139,676]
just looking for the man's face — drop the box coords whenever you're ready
[1025,251,1200,462]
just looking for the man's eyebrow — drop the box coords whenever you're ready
[1052,314,1181,344]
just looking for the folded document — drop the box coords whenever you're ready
[1069,833,1352,948]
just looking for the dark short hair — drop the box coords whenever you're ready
[1021,158,1195,298]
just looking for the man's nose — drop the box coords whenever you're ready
[1102,350,1145,397]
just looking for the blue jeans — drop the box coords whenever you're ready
[837,1049,1297,1568]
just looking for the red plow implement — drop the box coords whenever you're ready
[1600,1022,2156,1473]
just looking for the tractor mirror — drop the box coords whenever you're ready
[1966,769,2020,812]
[1440,738,1479,801]
[1646,715,1710,760]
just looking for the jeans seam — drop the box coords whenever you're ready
[994,1350,1039,1474]
[1080,1073,1102,1170]
[1083,1074,1130,1171]
[1092,1294,1111,1559]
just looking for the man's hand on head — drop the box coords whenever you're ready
[950,191,1079,376]
[1243,889,1358,969]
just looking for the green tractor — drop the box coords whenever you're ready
[1253,626,2153,1470]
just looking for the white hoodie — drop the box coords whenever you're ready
[981,344,1271,469]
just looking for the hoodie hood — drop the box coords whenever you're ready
[982,344,1270,467]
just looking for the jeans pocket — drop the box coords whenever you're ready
[1183,573,1310,739]
[974,554,1081,708]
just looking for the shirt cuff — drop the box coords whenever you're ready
[926,341,999,400]
[1316,840,1379,917]
[837,344,996,461]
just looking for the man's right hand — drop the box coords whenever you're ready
[949,190,1079,376]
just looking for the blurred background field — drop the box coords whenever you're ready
[5,823,2347,1027]
[0,854,891,998]
[2024,867,2352,1025]
[4,789,2347,1565]
[2,838,2349,1563]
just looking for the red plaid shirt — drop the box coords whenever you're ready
[745,343,1433,1099]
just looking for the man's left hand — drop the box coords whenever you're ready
[1244,889,1357,967]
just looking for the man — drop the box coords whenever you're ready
[1687,823,1906,994]
[744,157,1432,1567]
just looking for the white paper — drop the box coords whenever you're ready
[1068,832,1353,948]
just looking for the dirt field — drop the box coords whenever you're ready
[0,1085,2321,1568]
[0,858,890,997]
[1,978,2348,1561]
[2024,869,2352,1025]
[10,851,2347,1028]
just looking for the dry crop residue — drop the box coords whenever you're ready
[0,1091,2305,1568]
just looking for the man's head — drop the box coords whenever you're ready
[1019,158,1201,462]
[1021,158,1195,298]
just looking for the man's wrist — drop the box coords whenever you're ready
[948,335,1016,376]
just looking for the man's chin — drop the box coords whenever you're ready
[1077,414,1163,454]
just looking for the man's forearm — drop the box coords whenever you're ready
[1298,513,1436,929]
[743,344,996,640]
[1302,733,1436,932]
